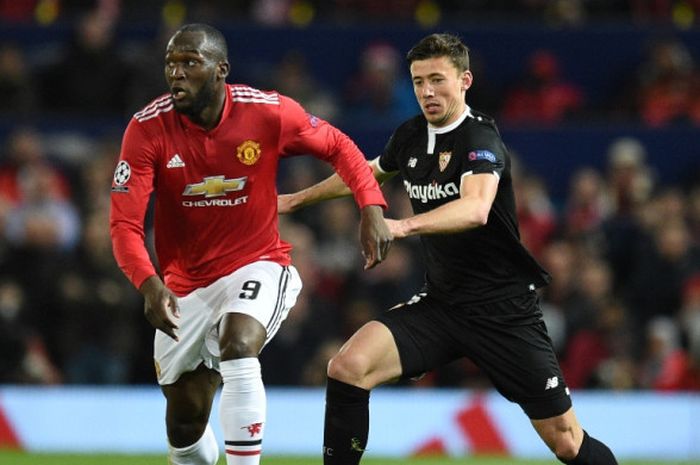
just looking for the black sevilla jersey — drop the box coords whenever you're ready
[378,107,551,305]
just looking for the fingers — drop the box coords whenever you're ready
[364,251,378,270]
[363,237,391,270]
[380,237,392,262]
[169,295,180,318]
[160,315,180,342]
[145,299,180,341]
[160,298,180,340]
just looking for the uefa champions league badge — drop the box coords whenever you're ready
[112,160,131,193]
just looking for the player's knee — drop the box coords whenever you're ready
[219,337,261,360]
[167,417,208,448]
[327,351,369,385]
[551,435,580,462]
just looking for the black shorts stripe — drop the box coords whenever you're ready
[225,439,263,446]
[264,266,289,339]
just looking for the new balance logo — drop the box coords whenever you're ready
[167,154,185,168]
[545,376,559,390]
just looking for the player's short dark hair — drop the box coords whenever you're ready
[176,23,228,62]
[406,33,469,72]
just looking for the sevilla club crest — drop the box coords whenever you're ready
[438,151,452,172]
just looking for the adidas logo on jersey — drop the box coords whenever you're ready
[167,154,185,168]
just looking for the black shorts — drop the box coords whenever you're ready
[376,291,571,420]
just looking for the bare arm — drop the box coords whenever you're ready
[278,158,396,213]
[139,275,180,341]
[386,172,498,238]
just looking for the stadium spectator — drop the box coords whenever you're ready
[501,49,585,125]
[637,316,689,389]
[109,23,390,465]
[269,49,340,122]
[0,277,61,384]
[513,167,557,259]
[562,168,611,241]
[605,138,651,189]
[688,185,700,242]
[56,209,144,384]
[600,137,654,290]
[37,9,133,117]
[539,238,579,312]
[0,42,37,116]
[0,127,72,206]
[3,162,80,252]
[560,258,632,389]
[343,41,418,126]
[614,37,700,126]
[676,274,700,390]
[625,214,700,344]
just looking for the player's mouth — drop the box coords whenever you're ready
[171,86,188,101]
[423,102,441,114]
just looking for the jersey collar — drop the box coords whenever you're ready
[427,105,472,134]
[426,106,471,154]
[177,85,233,134]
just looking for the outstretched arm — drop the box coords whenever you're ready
[279,157,395,269]
[278,158,395,213]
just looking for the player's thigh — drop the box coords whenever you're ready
[462,293,571,419]
[210,261,302,349]
[328,320,402,389]
[374,293,461,382]
[154,291,217,386]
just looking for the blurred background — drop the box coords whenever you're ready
[1,0,700,398]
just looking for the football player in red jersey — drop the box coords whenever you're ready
[110,23,391,465]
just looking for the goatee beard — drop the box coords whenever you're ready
[177,77,217,120]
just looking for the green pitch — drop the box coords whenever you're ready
[0,452,698,465]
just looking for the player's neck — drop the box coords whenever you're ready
[191,87,226,131]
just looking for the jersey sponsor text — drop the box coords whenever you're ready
[182,195,249,207]
[403,180,459,203]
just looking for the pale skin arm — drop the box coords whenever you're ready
[278,158,395,269]
[386,172,499,238]
[278,158,395,212]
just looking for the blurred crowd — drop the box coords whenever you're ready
[4,0,700,27]
[1,1,700,391]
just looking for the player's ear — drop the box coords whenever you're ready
[462,69,473,92]
[218,60,230,80]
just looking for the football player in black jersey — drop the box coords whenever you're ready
[279,33,617,465]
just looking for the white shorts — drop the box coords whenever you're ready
[153,261,302,385]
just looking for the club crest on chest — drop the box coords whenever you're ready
[438,151,452,172]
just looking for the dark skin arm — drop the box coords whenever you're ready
[140,275,180,341]
[359,204,392,270]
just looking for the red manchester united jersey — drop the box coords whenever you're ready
[110,84,386,295]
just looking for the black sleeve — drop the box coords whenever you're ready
[459,124,506,177]
[377,130,400,173]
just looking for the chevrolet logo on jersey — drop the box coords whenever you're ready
[183,176,247,198]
